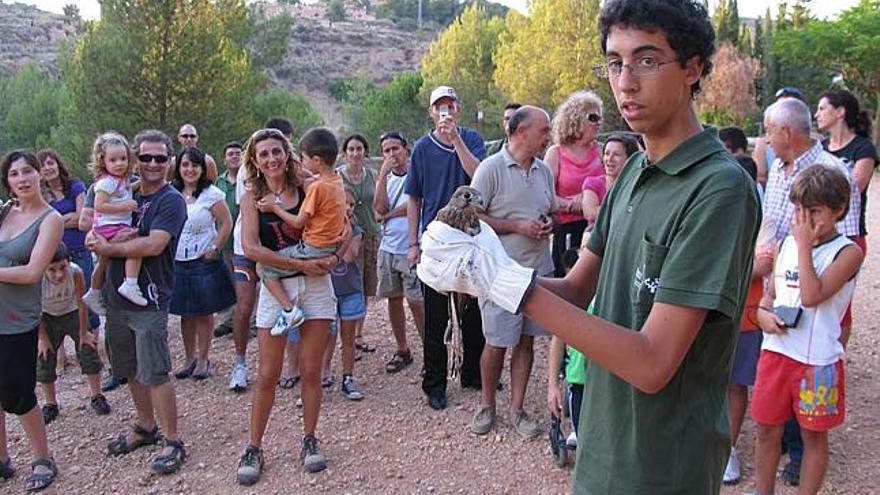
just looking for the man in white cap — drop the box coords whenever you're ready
[175,124,218,181]
[404,85,487,410]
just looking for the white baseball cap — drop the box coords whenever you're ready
[429,86,458,106]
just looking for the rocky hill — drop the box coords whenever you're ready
[0,2,435,126]
[0,2,78,77]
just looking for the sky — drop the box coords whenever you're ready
[18,0,861,20]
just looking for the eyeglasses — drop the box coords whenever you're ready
[138,154,169,164]
[593,58,679,79]
[379,131,407,146]
[179,134,197,139]
[587,113,602,123]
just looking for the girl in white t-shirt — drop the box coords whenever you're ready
[81,132,145,312]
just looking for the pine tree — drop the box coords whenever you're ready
[727,0,740,46]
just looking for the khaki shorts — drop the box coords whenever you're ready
[359,234,379,298]
[377,250,422,301]
[478,298,548,348]
[255,274,337,328]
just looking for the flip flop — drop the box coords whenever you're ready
[278,375,300,389]
[355,341,376,353]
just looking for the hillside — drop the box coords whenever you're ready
[0,2,436,126]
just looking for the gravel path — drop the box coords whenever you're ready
[4,178,879,494]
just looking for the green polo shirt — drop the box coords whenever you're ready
[575,128,760,494]
[215,170,239,251]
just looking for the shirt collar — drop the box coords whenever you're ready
[772,140,823,172]
[646,126,726,176]
[501,144,540,171]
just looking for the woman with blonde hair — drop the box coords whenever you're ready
[544,91,605,276]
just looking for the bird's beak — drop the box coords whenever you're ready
[473,195,485,213]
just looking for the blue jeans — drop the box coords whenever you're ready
[782,418,803,464]
[70,248,101,330]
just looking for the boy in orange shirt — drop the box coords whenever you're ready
[259,128,350,336]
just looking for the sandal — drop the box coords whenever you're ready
[192,359,211,380]
[321,376,334,388]
[107,424,160,456]
[174,359,197,380]
[355,340,376,353]
[25,458,57,492]
[278,375,300,389]
[151,438,186,474]
[385,350,413,373]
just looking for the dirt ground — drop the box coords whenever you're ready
[4,178,879,494]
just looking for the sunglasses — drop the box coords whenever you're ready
[179,134,197,139]
[138,154,170,164]
[587,113,602,123]
[379,131,407,146]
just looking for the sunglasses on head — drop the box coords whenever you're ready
[379,131,406,146]
[180,134,197,139]
[138,154,169,164]
[587,113,602,123]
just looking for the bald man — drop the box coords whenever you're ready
[173,124,218,181]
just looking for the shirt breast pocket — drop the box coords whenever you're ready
[631,236,669,330]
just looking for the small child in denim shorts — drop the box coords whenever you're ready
[258,128,350,336]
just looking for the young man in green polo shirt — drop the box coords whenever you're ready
[417,0,760,492]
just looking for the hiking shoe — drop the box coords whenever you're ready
[213,322,233,337]
[341,375,364,401]
[41,404,59,425]
[723,447,741,485]
[511,410,541,439]
[0,456,13,480]
[236,445,263,486]
[90,394,111,416]
[469,404,496,435]
[118,282,148,306]
[271,306,304,337]
[782,460,800,486]
[82,288,106,316]
[300,435,327,473]
[228,362,250,392]
[101,374,126,393]
[565,431,578,449]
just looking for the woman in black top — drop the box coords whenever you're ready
[235,129,336,484]
[816,89,878,241]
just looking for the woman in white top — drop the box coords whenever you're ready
[168,147,234,380]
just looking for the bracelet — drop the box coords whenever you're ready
[758,306,774,313]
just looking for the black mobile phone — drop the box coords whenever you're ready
[774,306,803,328]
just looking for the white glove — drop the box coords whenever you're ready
[417,220,535,314]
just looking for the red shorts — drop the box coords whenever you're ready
[751,350,845,432]
[841,235,866,328]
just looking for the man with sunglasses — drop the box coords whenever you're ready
[176,124,218,181]
[86,130,188,475]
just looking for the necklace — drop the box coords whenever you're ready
[270,186,285,204]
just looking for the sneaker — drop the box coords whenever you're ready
[469,404,496,435]
[300,435,327,473]
[723,447,741,485]
[118,282,148,306]
[236,445,263,486]
[228,362,250,392]
[427,393,447,411]
[511,410,541,439]
[41,404,59,425]
[213,322,233,338]
[82,288,106,316]
[0,456,13,480]
[90,394,111,416]
[341,375,364,401]
[270,306,304,337]
[782,460,800,486]
[565,431,578,449]
[101,374,126,393]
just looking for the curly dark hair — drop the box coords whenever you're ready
[36,149,75,198]
[599,0,715,96]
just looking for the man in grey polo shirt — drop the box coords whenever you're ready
[469,106,554,437]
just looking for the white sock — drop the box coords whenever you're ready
[124,277,138,286]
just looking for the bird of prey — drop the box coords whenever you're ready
[435,186,483,236]
[433,185,485,380]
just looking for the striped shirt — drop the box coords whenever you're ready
[763,141,861,242]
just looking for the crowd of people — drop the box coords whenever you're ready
[0,0,875,493]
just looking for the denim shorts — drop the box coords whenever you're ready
[233,254,257,283]
[337,291,366,321]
